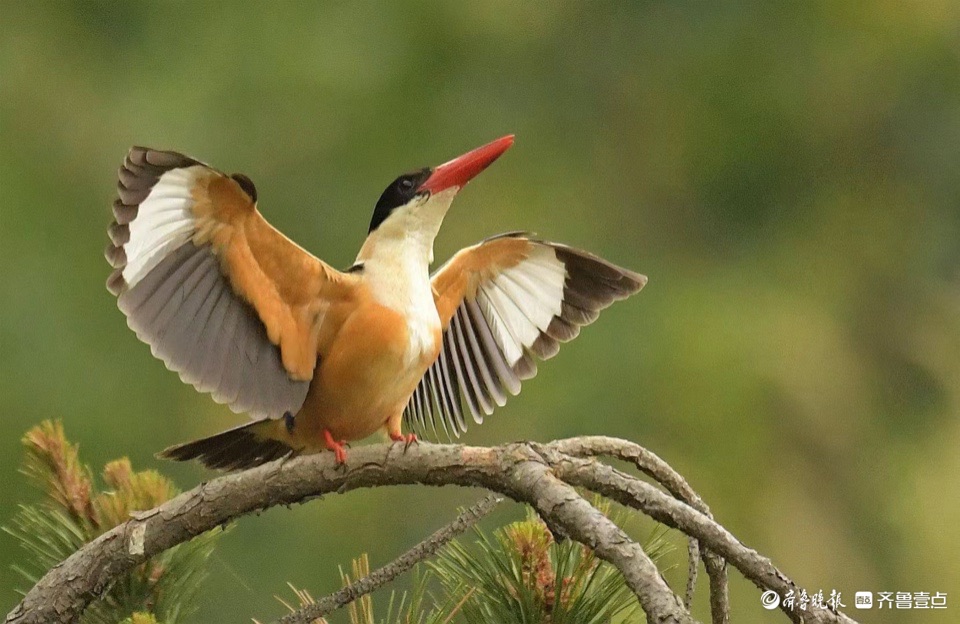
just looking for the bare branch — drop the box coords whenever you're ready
[540,446,857,624]
[275,494,502,624]
[549,436,707,510]
[686,538,701,610]
[4,438,860,624]
[548,436,729,624]
[508,446,695,623]
[5,442,694,624]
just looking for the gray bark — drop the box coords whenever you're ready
[5,438,859,624]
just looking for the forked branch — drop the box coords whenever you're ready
[5,438,858,624]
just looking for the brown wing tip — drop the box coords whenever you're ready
[106,269,127,296]
[104,241,126,267]
[504,237,646,296]
[127,146,197,169]
[554,245,646,304]
[629,272,649,293]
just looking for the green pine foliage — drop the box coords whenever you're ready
[430,505,670,624]
[338,555,454,624]
[3,420,221,624]
[277,556,458,624]
[279,502,671,624]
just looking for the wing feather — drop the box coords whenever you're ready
[195,281,232,390]
[405,233,646,438]
[474,291,523,394]
[446,320,482,424]
[429,347,455,437]
[426,365,453,440]
[107,146,354,420]
[439,340,467,431]
[456,308,497,414]
[462,301,507,407]
[466,298,520,396]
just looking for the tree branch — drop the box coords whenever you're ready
[540,447,857,624]
[275,494,502,624]
[549,436,729,624]
[507,445,694,623]
[4,438,859,624]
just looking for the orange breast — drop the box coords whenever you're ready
[293,297,440,447]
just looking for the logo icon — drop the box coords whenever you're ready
[761,590,781,610]
[855,592,873,609]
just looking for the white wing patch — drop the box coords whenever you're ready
[122,167,200,286]
[480,246,565,365]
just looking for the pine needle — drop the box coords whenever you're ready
[4,420,222,624]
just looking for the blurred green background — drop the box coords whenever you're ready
[2,2,958,622]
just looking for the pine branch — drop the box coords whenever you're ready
[275,494,501,624]
[550,436,730,624]
[4,420,219,624]
[5,438,860,624]
[541,447,844,624]
[430,503,655,623]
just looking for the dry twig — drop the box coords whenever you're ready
[275,494,502,624]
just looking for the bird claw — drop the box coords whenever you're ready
[390,432,418,453]
[323,429,349,466]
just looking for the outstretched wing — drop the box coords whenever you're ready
[404,232,646,439]
[105,147,352,420]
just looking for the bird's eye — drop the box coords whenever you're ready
[399,178,414,190]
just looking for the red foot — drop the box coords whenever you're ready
[323,429,348,464]
[390,432,418,451]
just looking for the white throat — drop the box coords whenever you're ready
[354,189,457,359]
[355,188,457,302]
[359,226,435,314]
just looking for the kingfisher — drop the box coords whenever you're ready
[105,135,646,469]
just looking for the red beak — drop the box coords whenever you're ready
[419,135,515,194]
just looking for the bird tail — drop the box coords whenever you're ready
[158,419,294,471]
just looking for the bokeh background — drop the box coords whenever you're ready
[2,2,958,622]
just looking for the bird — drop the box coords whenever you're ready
[105,135,647,470]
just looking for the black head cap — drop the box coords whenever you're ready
[369,168,431,233]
